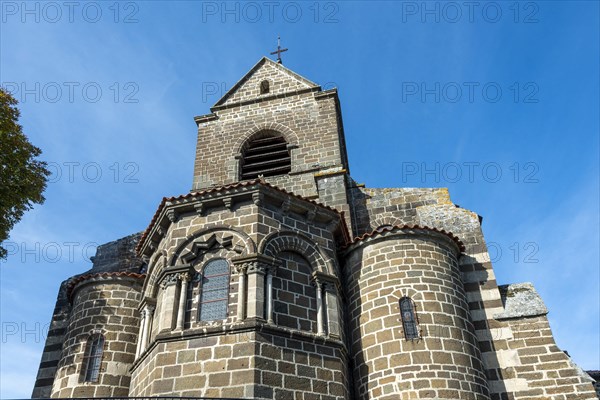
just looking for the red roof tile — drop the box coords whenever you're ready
[67,271,145,301]
[342,224,465,253]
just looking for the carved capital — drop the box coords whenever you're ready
[143,304,155,316]
[323,281,337,293]
[311,271,339,293]
[178,272,191,282]
[264,260,281,275]
[235,264,248,275]
[246,262,267,275]
[160,273,178,289]
[232,254,279,275]
[312,278,323,290]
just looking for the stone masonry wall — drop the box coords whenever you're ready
[488,283,599,400]
[348,187,449,236]
[217,58,315,107]
[129,329,350,399]
[272,251,319,333]
[344,231,490,400]
[495,314,598,399]
[132,186,347,398]
[35,58,599,400]
[193,82,346,194]
[348,186,597,399]
[51,279,142,398]
[33,234,143,398]
[31,281,72,398]
[254,331,350,400]
[129,332,256,397]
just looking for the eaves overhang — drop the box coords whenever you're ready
[340,224,465,256]
[136,179,348,258]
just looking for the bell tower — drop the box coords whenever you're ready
[129,57,351,399]
[192,57,351,213]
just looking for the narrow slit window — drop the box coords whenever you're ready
[400,297,420,340]
[260,80,270,94]
[199,259,230,321]
[82,334,104,382]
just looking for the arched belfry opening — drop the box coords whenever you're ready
[240,131,291,180]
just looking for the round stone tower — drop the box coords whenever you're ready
[50,272,143,398]
[343,225,490,400]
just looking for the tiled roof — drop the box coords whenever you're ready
[587,370,600,380]
[137,179,344,254]
[66,271,145,301]
[342,224,465,252]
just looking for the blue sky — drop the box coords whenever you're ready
[1,1,598,397]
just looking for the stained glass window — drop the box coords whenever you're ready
[83,334,104,382]
[400,297,419,340]
[199,259,230,321]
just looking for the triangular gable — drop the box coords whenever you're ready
[212,57,319,109]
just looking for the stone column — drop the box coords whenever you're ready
[265,266,276,324]
[315,280,325,336]
[246,262,266,320]
[135,310,146,358]
[324,282,340,338]
[140,304,154,353]
[158,274,178,332]
[236,264,247,321]
[175,273,190,331]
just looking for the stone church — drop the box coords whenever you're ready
[32,57,598,400]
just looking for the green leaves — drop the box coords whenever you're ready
[0,88,50,259]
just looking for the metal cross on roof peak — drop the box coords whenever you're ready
[270,35,288,64]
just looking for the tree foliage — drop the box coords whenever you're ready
[0,87,50,259]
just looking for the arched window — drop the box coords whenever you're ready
[240,131,291,180]
[82,333,104,382]
[260,80,270,94]
[399,297,420,340]
[199,259,230,321]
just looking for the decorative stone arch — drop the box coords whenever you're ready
[233,122,299,155]
[390,287,423,315]
[143,250,167,298]
[233,122,300,180]
[169,225,256,267]
[370,215,403,231]
[391,287,422,302]
[259,231,334,275]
